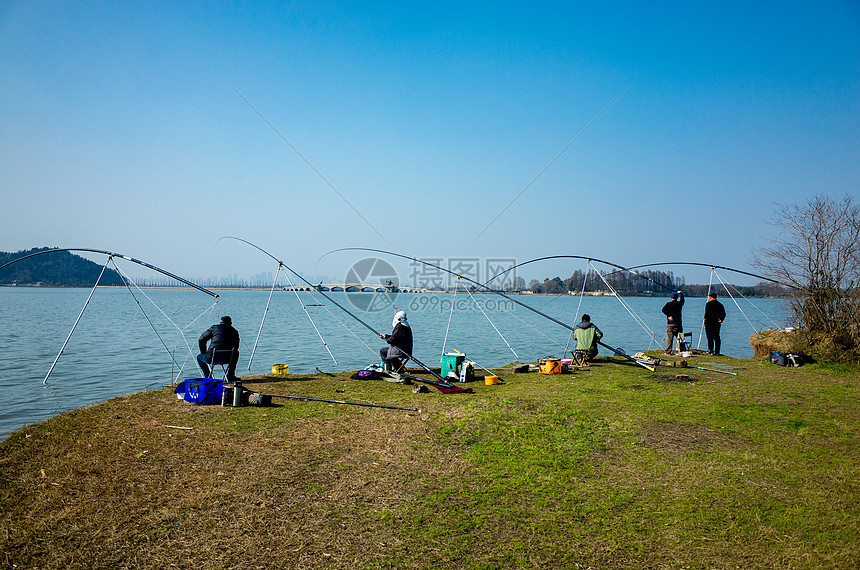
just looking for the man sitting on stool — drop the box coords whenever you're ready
[197,315,240,381]
[573,314,603,363]
[379,310,412,373]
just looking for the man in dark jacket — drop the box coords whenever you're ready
[197,316,241,381]
[661,291,685,353]
[379,310,413,372]
[703,292,727,355]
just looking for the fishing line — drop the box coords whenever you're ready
[308,294,378,358]
[169,299,221,382]
[328,248,662,367]
[696,269,716,350]
[1,248,216,387]
[494,299,569,351]
[219,237,449,383]
[247,266,283,371]
[470,324,509,363]
[564,260,589,355]
[464,285,519,359]
[441,280,459,357]
[469,82,633,247]
[282,265,338,366]
[442,283,514,361]
[111,260,215,382]
[225,82,390,246]
[113,260,187,376]
[589,261,662,349]
[713,270,759,334]
[718,276,783,330]
[43,257,111,385]
[477,253,792,350]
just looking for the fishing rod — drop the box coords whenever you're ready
[241,259,338,371]
[595,341,655,371]
[596,262,796,291]
[0,248,218,297]
[479,255,677,293]
[264,393,418,411]
[218,237,451,386]
[687,365,737,376]
[2,248,218,384]
[451,348,503,379]
[324,248,656,371]
[41,257,111,384]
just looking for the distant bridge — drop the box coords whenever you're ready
[283,283,427,293]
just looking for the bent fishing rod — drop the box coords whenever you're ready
[478,254,678,294]
[479,256,795,295]
[324,248,655,370]
[218,237,452,385]
[593,261,796,291]
[1,248,217,384]
[0,248,218,297]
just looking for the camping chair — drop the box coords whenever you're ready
[388,356,410,374]
[572,349,588,366]
[207,348,235,381]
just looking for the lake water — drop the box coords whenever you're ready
[0,287,790,440]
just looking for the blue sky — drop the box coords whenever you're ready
[2,1,858,286]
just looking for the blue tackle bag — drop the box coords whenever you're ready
[175,379,224,405]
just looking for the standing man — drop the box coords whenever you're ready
[704,292,727,355]
[573,314,603,363]
[198,316,241,381]
[661,291,685,353]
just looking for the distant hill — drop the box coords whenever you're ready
[0,248,124,287]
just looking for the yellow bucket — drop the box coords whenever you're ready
[484,375,498,385]
[272,363,289,375]
[538,359,561,375]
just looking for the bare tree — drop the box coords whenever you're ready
[754,195,860,361]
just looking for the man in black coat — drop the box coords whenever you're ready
[661,291,685,353]
[197,316,241,381]
[379,310,413,372]
[704,293,727,355]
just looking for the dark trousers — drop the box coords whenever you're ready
[705,322,722,354]
[666,323,682,352]
[197,350,238,378]
[380,346,407,371]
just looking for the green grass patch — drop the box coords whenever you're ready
[2,362,858,568]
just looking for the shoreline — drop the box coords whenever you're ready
[0,284,790,299]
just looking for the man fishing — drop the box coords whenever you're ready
[662,290,685,353]
[573,314,603,362]
[379,310,412,373]
[197,316,241,381]
[704,292,726,355]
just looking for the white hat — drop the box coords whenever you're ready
[393,310,409,328]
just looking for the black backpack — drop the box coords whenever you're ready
[769,351,813,367]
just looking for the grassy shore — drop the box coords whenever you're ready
[1,354,858,569]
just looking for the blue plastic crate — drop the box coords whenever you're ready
[175,379,223,405]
